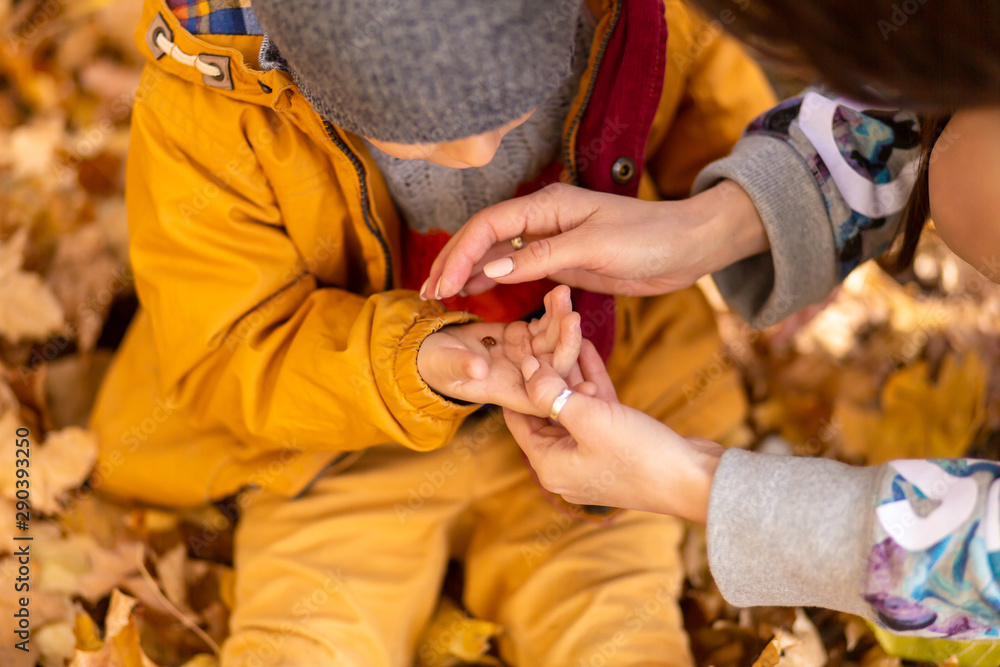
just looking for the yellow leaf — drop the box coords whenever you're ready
[74,612,103,652]
[835,353,986,464]
[31,427,99,514]
[154,544,189,612]
[137,509,180,534]
[417,597,502,667]
[45,224,125,352]
[69,589,161,667]
[35,528,140,602]
[0,427,98,514]
[860,645,902,667]
[4,116,64,179]
[179,656,218,667]
[216,566,236,611]
[0,227,65,343]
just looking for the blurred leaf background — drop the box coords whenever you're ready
[3,1,1000,665]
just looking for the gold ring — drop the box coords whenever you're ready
[549,388,574,423]
[510,235,525,251]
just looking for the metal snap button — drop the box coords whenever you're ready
[610,156,636,185]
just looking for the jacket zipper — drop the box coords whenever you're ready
[322,120,394,292]
[561,0,623,185]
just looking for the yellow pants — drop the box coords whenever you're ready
[208,287,747,666]
[221,409,693,667]
[87,284,740,665]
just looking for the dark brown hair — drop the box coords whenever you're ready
[689,1,999,270]
[689,0,1000,112]
[880,113,951,272]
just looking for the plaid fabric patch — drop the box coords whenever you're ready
[166,0,263,35]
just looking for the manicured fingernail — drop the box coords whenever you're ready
[484,258,514,278]
[419,279,429,300]
[521,355,540,380]
[434,277,443,300]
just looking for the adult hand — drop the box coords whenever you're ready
[421,180,769,300]
[417,286,590,414]
[503,347,723,524]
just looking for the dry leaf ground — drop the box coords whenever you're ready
[1,1,998,665]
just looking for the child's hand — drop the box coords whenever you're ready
[519,285,585,381]
[417,286,585,414]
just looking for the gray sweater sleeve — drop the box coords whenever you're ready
[707,449,1000,640]
[706,449,879,619]
[692,93,922,328]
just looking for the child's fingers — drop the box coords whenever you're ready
[566,361,584,388]
[501,320,534,365]
[555,283,573,311]
[541,285,572,354]
[552,311,581,377]
[548,284,572,321]
[532,297,552,339]
[573,381,598,397]
[579,339,617,402]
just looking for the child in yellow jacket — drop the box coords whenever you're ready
[90,0,775,664]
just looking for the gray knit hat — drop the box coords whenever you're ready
[252,0,582,144]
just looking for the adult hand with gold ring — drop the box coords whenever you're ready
[503,349,724,523]
[421,180,769,301]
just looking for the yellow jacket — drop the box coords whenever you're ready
[90,0,775,506]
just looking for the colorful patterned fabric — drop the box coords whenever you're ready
[165,0,262,35]
[865,458,1000,639]
[744,91,921,280]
